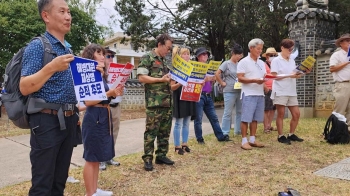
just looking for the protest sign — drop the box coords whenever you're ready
[110,62,134,89]
[107,63,125,84]
[70,56,107,101]
[170,54,194,85]
[180,61,209,102]
[207,60,222,76]
[295,56,316,73]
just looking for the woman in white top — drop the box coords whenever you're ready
[270,39,305,145]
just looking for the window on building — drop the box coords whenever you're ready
[114,43,117,48]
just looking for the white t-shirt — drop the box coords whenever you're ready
[237,55,266,96]
[270,56,297,97]
[329,49,350,82]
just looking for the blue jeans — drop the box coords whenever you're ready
[194,94,225,140]
[221,92,242,135]
[173,116,191,146]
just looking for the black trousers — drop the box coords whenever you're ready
[28,112,79,196]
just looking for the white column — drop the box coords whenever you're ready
[130,57,135,78]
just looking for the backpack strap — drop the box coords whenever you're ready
[36,35,56,66]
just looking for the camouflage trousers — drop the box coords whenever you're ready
[142,107,172,162]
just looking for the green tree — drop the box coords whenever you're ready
[0,0,45,75]
[329,0,350,36]
[0,0,106,78]
[115,0,297,59]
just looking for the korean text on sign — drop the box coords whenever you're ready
[70,56,107,101]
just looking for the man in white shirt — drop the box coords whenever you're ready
[99,47,123,170]
[330,34,350,130]
[237,38,266,150]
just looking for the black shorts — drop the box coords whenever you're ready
[264,89,276,111]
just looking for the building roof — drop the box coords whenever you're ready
[285,8,340,24]
[125,79,143,88]
[315,40,339,56]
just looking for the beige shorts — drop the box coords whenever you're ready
[273,96,298,106]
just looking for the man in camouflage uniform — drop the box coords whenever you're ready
[137,33,174,171]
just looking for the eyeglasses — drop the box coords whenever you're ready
[283,47,294,52]
[106,55,115,59]
[268,54,278,57]
[163,45,172,52]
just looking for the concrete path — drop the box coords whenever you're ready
[0,108,226,188]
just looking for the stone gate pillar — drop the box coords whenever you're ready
[284,1,339,117]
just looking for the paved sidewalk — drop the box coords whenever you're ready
[0,108,226,188]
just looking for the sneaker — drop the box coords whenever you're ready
[278,135,291,145]
[218,135,232,142]
[197,138,205,144]
[106,159,120,166]
[144,160,153,171]
[96,188,113,196]
[287,134,304,142]
[155,156,175,165]
[66,176,80,183]
[99,162,107,170]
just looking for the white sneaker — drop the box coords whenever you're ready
[66,176,80,183]
[96,188,113,196]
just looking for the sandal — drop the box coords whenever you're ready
[175,147,184,155]
[264,129,272,134]
[182,145,191,153]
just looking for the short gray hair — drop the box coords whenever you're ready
[248,38,264,48]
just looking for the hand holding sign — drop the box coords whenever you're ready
[49,54,74,72]
[162,73,171,83]
[96,63,105,75]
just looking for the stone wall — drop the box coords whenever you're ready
[121,83,145,110]
[315,55,334,117]
[287,15,337,117]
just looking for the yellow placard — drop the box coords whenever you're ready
[234,82,242,89]
[172,54,193,76]
[189,61,209,74]
[209,60,221,70]
[301,56,316,70]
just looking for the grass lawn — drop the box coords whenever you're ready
[0,118,350,196]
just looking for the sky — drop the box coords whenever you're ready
[95,0,179,33]
[95,0,121,31]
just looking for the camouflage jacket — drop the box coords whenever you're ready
[137,49,171,108]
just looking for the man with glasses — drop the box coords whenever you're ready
[98,47,123,170]
[237,38,266,150]
[330,34,350,131]
[261,47,278,133]
[270,39,304,145]
[137,33,174,171]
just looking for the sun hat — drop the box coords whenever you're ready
[262,47,278,57]
[335,33,350,47]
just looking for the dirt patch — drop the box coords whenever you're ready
[120,109,146,121]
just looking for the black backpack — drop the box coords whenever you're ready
[1,35,55,129]
[323,114,350,144]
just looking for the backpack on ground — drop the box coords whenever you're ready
[1,35,55,129]
[323,113,350,144]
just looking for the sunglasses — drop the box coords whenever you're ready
[268,54,278,57]
[106,55,115,59]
